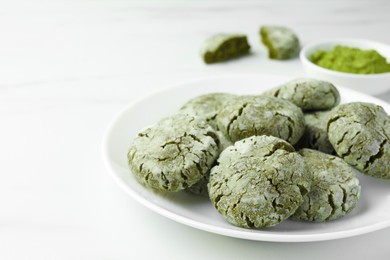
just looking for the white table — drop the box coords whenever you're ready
[1,1,390,259]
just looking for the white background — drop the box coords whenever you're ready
[1,0,390,259]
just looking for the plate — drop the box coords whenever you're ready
[102,74,390,242]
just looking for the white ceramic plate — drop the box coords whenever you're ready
[102,75,390,242]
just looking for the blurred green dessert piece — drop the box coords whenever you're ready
[260,25,300,60]
[201,34,250,64]
[292,149,361,222]
[208,136,310,228]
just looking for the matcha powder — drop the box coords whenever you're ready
[310,45,390,74]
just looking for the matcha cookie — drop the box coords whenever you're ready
[292,149,361,222]
[327,102,390,179]
[216,95,305,144]
[208,136,311,228]
[201,34,250,64]
[128,114,220,192]
[260,25,300,60]
[262,78,340,111]
[296,111,335,154]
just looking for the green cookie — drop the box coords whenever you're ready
[260,25,300,60]
[201,34,250,64]
[327,102,390,179]
[208,136,311,228]
[262,78,340,111]
[292,149,361,222]
[216,95,305,144]
[128,114,220,192]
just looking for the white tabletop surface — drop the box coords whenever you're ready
[1,0,390,259]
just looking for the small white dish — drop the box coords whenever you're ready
[300,38,390,95]
[102,75,390,242]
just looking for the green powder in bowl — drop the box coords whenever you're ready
[310,45,390,74]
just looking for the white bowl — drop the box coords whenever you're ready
[300,39,390,95]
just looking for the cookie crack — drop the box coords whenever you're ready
[160,171,170,189]
[226,103,249,136]
[364,138,387,170]
[336,131,349,146]
[339,184,348,212]
[205,131,220,148]
[128,150,136,161]
[263,143,293,158]
[274,88,281,97]
[326,115,342,133]
[325,192,336,221]
[307,196,313,220]
[275,111,295,140]
[188,134,204,144]
[244,214,255,228]
[158,141,182,161]
[138,132,149,138]
[297,184,309,197]
[309,132,320,147]
[194,160,203,175]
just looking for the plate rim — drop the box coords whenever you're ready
[102,74,390,242]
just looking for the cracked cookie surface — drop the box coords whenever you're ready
[179,93,236,130]
[216,95,305,144]
[128,114,220,192]
[296,110,335,154]
[208,136,311,228]
[292,149,361,222]
[327,102,390,179]
[262,78,340,111]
